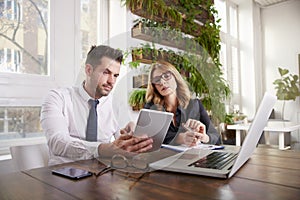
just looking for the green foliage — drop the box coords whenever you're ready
[128,44,230,123]
[224,113,234,125]
[273,67,300,101]
[122,0,182,25]
[128,89,147,109]
[122,0,231,123]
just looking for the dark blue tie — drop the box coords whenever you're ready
[86,99,99,141]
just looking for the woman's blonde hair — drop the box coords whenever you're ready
[146,60,191,109]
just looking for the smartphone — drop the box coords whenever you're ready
[52,167,92,180]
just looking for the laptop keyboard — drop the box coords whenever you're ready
[188,152,237,170]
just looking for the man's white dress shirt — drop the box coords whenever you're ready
[40,84,120,165]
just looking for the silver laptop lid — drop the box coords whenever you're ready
[228,92,276,178]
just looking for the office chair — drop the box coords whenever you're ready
[10,143,49,171]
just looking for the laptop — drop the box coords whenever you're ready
[150,92,277,178]
[134,109,174,152]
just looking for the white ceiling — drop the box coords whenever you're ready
[254,0,292,7]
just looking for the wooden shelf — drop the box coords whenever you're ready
[131,8,203,37]
[163,0,214,24]
[131,23,187,51]
[129,0,214,38]
[131,23,203,54]
[131,48,155,64]
[131,48,191,78]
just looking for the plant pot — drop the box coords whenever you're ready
[219,123,236,145]
[131,48,143,60]
[131,103,145,111]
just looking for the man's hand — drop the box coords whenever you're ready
[113,133,153,153]
[117,121,153,152]
[98,122,153,157]
[120,121,135,135]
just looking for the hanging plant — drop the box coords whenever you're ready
[122,0,231,123]
[122,0,182,26]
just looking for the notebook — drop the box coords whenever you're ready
[150,92,277,178]
[134,109,174,152]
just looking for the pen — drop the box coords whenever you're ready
[211,145,225,150]
[182,125,200,139]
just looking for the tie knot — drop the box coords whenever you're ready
[88,99,99,107]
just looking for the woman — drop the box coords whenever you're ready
[144,60,221,146]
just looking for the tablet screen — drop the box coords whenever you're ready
[134,109,173,151]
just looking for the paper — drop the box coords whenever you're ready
[161,144,224,152]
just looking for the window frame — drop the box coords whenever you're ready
[0,0,54,107]
[0,0,111,157]
[0,0,77,156]
[217,0,241,108]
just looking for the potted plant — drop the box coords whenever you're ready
[128,89,147,111]
[219,113,236,145]
[273,67,300,119]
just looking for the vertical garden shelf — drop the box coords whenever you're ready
[122,0,230,123]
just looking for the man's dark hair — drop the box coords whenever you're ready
[85,45,123,67]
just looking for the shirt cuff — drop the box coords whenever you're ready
[82,140,101,158]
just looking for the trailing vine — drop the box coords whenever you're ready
[122,0,231,123]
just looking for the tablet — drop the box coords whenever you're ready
[134,109,174,152]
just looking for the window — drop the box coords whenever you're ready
[81,0,89,13]
[0,107,41,138]
[0,0,48,75]
[0,0,49,156]
[0,0,108,157]
[0,48,21,72]
[0,0,18,20]
[215,0,240,109]
[79,0,106,65]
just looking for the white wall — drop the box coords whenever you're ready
[261,0,300,142]
[107,0,140,127]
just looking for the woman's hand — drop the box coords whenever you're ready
[184,119,206,134]
[177,131,201,147]
[178,119,209,146]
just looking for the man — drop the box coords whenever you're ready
[40,45,153,165]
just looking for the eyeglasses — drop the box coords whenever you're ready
[151,71,173,84]
[93,154,149,176]
[93,154,149,190]
[111,154,149,172]
[111,154,150,190]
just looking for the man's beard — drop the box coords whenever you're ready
[95,84,112,97]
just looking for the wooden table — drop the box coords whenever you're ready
[227,120,300,150]
[1,147,300,200]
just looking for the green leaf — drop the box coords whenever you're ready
[274,67,300,101]
[279,67,289,76]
